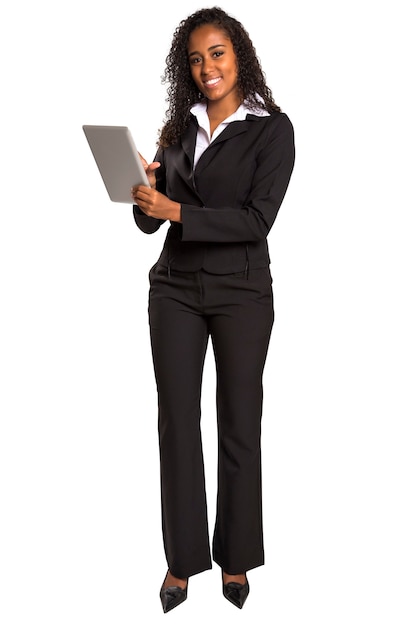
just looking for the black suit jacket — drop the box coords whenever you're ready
[133,110,295,274]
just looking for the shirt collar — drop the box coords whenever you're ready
[190,96,270,123]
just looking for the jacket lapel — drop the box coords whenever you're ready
[181,117,199,167]
[194,120,251,176]
[211,119,251,145]
[180,114,263,193]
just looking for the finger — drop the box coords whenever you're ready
[131,184,150,195]
[131,187,143,203]
[131,186,152,205]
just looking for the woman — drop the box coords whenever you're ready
[131,6,295,613]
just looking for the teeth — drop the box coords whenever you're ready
[205,77,221,86]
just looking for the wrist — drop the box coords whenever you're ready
[171,202,182,223]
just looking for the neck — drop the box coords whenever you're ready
[207,97,242,121]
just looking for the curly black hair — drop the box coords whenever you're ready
[158,6,281,147]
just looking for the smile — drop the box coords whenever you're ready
[203,77,222,88]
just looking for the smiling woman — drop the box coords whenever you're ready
[187,25,240,133]
[130,6,295,614]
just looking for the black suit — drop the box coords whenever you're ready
[133,110,295,579]
[134,111,295,272]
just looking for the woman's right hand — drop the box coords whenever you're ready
[139,153,160,189]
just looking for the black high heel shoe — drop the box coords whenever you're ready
[222,573,249,609]
[159,573,188,613]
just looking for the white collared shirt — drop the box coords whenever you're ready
[190,99,270,168]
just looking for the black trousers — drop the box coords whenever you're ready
[148,263,274,579]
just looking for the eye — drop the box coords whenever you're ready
[190,56,202,65]
[213,51,224,58]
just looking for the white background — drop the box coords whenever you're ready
[1,1,416,624]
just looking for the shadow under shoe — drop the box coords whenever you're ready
[160,582,188,613]
[223,578,250,609]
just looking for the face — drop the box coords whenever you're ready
[187,24,240,110]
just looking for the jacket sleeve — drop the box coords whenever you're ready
[180,113,295,243]
[132,147,166,234]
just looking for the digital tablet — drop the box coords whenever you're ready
[82,125,150,203]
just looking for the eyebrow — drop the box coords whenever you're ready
[188,44,226,57]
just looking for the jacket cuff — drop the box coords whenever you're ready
[180,204,205,241]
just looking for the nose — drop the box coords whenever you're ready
[201,56,215,75]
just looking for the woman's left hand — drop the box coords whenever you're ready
[131,185,182,223]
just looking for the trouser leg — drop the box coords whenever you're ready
[207,268,274,574]
[148,265,212,579]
